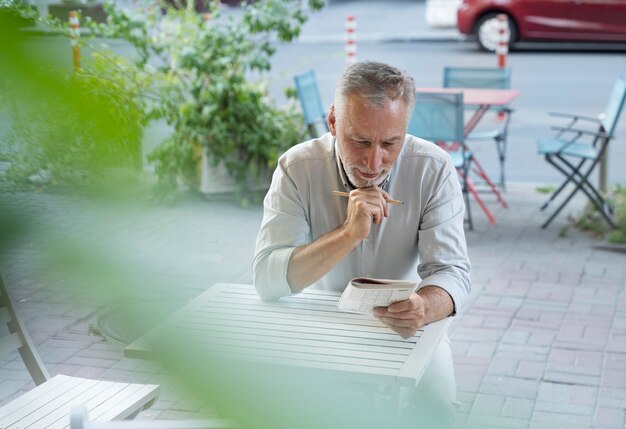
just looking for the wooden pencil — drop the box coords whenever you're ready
[332,190,404,205]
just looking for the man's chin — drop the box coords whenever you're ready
[354,178,383,189]
[346,168,387,188]
[358,180,378,189]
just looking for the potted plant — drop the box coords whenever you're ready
[89,0,323,203]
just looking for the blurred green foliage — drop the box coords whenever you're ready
[2,64,143,192]
[0,4,458,429]
[0,5,145,195]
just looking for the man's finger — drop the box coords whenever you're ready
[379,320,415,339]
[387,298,417,313]
[375,309,416,320]
[378,316,416,328]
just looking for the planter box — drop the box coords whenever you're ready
[189,144,270,195]
[48,2,107,24]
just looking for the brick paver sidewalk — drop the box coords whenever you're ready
[1,183,624,428]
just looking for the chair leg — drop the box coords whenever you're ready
[455,165,473,230]
[460,173,496,225]
[541,156,585,211]
[541,160,598,228]
[542,177,616,229]
[458,161,474,231]
[470,156,508,208]
[542,156,616,229]
[557,155,614,214]
[465,194,473,230]
[495,136,507,192]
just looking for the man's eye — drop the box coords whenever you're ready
[354,140,369,147]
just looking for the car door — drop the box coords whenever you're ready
[568,0,626,41]
[517,0,578,39]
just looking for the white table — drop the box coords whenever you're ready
[125,283,451,388]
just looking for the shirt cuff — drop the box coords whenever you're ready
[418,273,468,315]
[253,247,296,301]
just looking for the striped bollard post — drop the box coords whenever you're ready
[69,11,80,71]
[345,15,357,66]
[496,14,509,68]
[496,14,509,121]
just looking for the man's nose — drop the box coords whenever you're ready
[365,145,383,172]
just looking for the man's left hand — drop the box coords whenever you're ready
[373,292,426,339]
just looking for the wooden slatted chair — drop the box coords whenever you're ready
[0,275,160,429]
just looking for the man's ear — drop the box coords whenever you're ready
[328,104,337,136]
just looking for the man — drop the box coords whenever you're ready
[253,61,470,425]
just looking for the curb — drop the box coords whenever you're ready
[297,34,465,44]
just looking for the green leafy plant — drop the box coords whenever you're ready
[535,185,555,194]
[608,185,626,244]
[571,185,626,243]
[91,0,323,202]
[2,0,322,202]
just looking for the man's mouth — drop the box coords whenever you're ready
[357,170,380,180]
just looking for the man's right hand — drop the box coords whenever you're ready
[286,186,391,292]
[341,187,391,242]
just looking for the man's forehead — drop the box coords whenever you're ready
[347,129,404,142]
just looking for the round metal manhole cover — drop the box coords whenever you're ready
[95,300,173,345]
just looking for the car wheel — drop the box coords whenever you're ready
[475,12,517,52]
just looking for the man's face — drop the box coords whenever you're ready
[329,94,408,189]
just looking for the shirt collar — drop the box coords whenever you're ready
[333,137,393,192]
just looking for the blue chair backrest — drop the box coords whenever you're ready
[601,76,626,137]
[293,70,326,125]
[443,67,511,90]
[408,92,465,143]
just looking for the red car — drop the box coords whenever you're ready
[457,0,626,51]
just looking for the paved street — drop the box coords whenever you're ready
[15,0,626,186]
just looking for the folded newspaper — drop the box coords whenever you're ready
[337,277,418,315]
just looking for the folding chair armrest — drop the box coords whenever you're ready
[550,126,608,139]
[548,111,601,123]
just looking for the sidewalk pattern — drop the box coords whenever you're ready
[1,184,625,428]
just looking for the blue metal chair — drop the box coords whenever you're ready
[537,76,626,229]
[293,70,329,138]
[443,66,513,190]
[408,91,496,230]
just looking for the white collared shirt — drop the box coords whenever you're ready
[252,133,471,312]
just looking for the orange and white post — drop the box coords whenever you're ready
[69,11,80,71]
[345,15,357,66]
[496,14,509,68]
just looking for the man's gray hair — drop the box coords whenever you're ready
[334,61,416,122]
